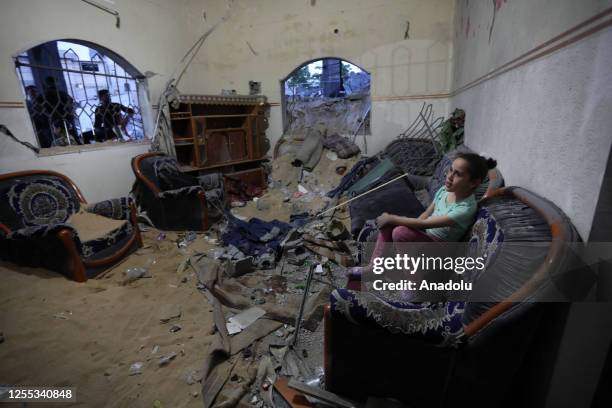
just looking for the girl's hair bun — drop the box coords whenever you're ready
[485,157,497,169]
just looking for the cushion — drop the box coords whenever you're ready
[3,176,81,228]
[349,177,424,236]
[67,210,127,242]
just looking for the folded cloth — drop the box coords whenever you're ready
[221,213,292,264]
[323,133,360,159]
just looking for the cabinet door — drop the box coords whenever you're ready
[227,130,248,161]
[204,130,231,166]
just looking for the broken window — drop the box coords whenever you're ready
[282,58,371,137]
[15,40,147,149]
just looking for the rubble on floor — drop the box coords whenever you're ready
[176,147,364,407]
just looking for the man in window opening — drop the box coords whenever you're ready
[35,77,79,147]
[25,85,52,147]
[94,89,134,142]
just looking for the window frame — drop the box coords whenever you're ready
[13,39,151,153]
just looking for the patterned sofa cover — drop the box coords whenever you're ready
[324,186,580,406]
[0,170,142,281]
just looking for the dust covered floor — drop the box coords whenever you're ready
[0,150,360,407]
[0,230,218,407]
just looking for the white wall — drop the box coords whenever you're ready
[450,0,612,240]
[0,0,190,201]
[0,0,455,199]
[178,0,454,152]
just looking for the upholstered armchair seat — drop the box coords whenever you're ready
[0,171,142,281]
[131,153,211,231]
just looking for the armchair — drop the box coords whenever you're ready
[131,153,210,231]
[0,170,142,282]
[325,187,581,407]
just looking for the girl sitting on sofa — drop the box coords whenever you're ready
[349,152,497,278]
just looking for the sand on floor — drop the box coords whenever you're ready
[0,230,218,408]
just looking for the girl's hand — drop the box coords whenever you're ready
[376,212,395,228]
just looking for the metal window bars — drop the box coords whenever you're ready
[15,41,144,148]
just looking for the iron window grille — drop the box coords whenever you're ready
[15,40,146,149]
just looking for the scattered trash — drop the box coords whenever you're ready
[335,165,347,175]
[208,248,226,259]
[158,352,177,366]
[326,219,350,241]
[124,267,151,282]
[53,311,72,320]
[185,369,203,385]
[169,324,182,333]
[226,321,242,335]
[151,345,159,354]
[275,328,286,337]
[178,231,197,248]
[293,191,304,199]
[231,201,246,208]
[157,232,167,241]
[297,184,309,194]
[314,264,324,274]
[176,257,190,275]
[286,247,309,266]
[159,304,182,323]
[227,307,266,334]
[191,391,199,398]
[325,151,338,161]
[129,362,144,376]
[226,256,254,277]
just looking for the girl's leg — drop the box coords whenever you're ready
[390,226,436,243]
[346,225,394,282]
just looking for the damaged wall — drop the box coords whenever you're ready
[450,0,612,240]
[178,0,455,154]
[0,0,191,201]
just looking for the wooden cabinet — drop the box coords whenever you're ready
[169,94,270,171]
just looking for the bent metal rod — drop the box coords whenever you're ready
[315,172,411,218]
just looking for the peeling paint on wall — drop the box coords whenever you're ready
[489,0,508,43]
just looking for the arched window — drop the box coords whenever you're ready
[15,40,147,149]
[282,58,371,136]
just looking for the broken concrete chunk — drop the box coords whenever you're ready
[159,304,181,323]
